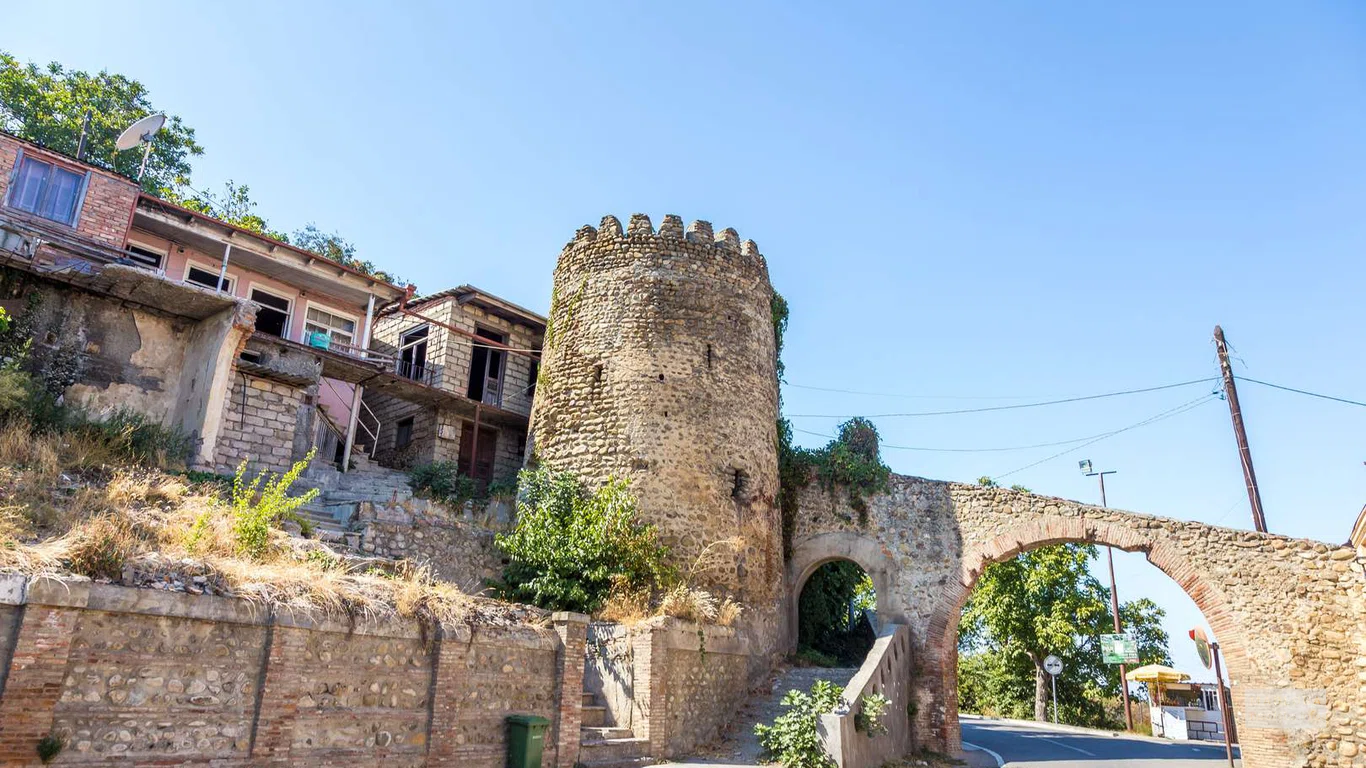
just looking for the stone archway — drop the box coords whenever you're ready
[923,517,1255,760]
[785,531,899,650]
[787,474,1364,768]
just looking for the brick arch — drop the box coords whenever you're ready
[924,516,1253,756]
[786,531,900,649]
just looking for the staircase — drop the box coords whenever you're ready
[297,454,415,536]
[578,689,650,767]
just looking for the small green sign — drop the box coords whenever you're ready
[1100,633,1139,664]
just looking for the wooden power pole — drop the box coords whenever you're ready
[1213,325,1268,533]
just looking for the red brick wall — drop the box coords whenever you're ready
[0,134,138,249]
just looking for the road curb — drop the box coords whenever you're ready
[970,714,1240,750]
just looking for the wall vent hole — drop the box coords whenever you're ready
[731,468,750,501]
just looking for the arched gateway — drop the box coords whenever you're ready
[788,475,1365,768]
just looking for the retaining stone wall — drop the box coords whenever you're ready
[355,498,510,592]
[0,576,584,768]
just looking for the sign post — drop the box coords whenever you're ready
[1191,628,1236,768]
[1043,655,1064,724]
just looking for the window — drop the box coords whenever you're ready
[527,359,539,400]
[467,327,506,405]
[398,325,429,381]
[304,305,357,346]
[250,287,291,338]
[185,264,233,292]
[6,154,86,225]
[125,243,165,270]
[395,417,414,450]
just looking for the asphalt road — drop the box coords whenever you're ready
[962,718,1242,767]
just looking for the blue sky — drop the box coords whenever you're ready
[9,1,1364,684]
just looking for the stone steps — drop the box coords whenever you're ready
[581,726,633,741]
[581,704,609,728]
[576,737,650,766]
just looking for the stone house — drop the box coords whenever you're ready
[0,130,418,476]
[363,286,545,486]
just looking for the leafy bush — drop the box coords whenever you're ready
[230,451,320,559]
[408,461,477,504]
[495,466,671,613]
[754,679,844,768]
[798,560,876,665]
[854,692,890,736]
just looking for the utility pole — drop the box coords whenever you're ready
[1212,643,1236,768]
[1080,459,1133,732]
[1213,325,1268,533]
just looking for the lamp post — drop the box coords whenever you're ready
[1080,459,1134,732]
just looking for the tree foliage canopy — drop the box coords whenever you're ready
[0,53,202,195]
[959,543,1172,727]
[0,52,401,284]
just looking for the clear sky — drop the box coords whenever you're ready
[9,1,1364,685]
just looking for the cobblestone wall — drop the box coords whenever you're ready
[787,474,1366,768]
[355,498,510,592]
[531,214,781,603]
[0,577,583,768]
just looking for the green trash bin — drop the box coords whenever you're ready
[506,713,550,768]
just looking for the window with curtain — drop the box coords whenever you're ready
[6,155,86,225]
[304,306,357,346]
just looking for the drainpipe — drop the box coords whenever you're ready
[216,241,232,293]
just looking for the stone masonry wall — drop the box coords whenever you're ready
[215,372,313,476]
[786,474,1366,768]
[355,498,510,592]
[531,214,781,604]
[0,576,588,768]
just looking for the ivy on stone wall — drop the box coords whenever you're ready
[774,290,892,551]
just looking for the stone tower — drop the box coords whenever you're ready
[531,213,780,601]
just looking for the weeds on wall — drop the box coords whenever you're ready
[227,450,320,559]
[853,692,890,737]
[754,678,844,768]
[495,466,672,613]
[773,290,891,550]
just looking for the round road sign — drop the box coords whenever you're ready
[1043,655,1064,676]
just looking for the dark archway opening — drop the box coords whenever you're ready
[796,559,876,667]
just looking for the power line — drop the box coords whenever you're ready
[785,382,1058,401]
[791,425,1137,454]
[1236,376,1366,409]
[990,393,1219,481]
[785,377,1218,419]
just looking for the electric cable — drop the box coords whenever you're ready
[785,377,1218,419]
[989,392,1219,481]
[1235,376,1366,409]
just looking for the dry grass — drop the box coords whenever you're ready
[0,420,547,631]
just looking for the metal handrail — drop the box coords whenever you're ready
[320,377,381,459]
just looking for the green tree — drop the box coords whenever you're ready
[165,180,289,240]
[495,466,672,612]
[292,224,402,285]
[958,543,1171,726]
[0,52,202,195]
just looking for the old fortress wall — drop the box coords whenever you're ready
[531,214,782,605]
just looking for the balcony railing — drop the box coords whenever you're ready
[394,359,442,388]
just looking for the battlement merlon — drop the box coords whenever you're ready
[563,213,766,267]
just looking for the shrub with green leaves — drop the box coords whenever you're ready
[77,407,195,467]
[854,692,890,736]
[408,461,477,504]
[495,466,671,613]
[230,451,320,559]
[754,679,844,768]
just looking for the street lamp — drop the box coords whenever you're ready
[1080,459,1133,732]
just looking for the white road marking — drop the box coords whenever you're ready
[1039,736,1096,756]
[962,740,1006,767]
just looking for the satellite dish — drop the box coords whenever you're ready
[114,113,166,181]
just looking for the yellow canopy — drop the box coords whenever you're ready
[1126,664,1191,684]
